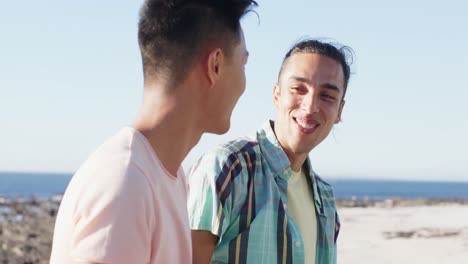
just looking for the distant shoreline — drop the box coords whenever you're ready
[2,171,468,182]
[2,172,468,201]
[1,196,467,263]
[2,195,468,206]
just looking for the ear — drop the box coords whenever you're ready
[273,84,281,108]
[334,99,346,124]
[205,48,224,87]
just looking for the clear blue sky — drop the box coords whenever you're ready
[1,0,467,181]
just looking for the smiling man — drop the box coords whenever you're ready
[187,39,354,264]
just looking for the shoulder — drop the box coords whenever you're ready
[313,173,337,198]
[314,174,332,187]
[192,135,259,171]
[69,129,155,211]
[72,159,151,209]
[215,135,260,159]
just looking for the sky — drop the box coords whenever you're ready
[1,0,467,182]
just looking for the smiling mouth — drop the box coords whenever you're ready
[293,117,319,133]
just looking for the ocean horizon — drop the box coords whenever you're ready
[1,172,468,200]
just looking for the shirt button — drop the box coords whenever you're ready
[295,241,301,247]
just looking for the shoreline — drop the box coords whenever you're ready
[1,197,467,263]
[338,203,468,264]
[336,197,468,208]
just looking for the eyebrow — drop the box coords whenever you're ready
[322,83,340,93]
[289,75,341,93]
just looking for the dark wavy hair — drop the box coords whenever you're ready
[138,0,258,86]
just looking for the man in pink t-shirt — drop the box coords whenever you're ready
[50,1,258,263]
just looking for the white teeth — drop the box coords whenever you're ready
[296,119,317,129]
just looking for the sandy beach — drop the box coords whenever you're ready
[338,201,468,264]
[1,197,467,263]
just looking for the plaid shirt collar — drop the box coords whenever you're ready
[258,120,323,210]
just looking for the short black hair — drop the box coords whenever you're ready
[138,0,257,87]
[279,38,354,98]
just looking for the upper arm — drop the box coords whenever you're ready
[191,230,219,264]
[187,150,240,237]
[70,166,154,264]
[334,210,340,243]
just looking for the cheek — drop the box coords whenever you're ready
[323,105,341,121]
[282,96,300,111]
[236,70,246,96]
[241,67,246,84]
[240,71,246,92]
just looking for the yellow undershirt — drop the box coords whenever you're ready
[287,169,317,264]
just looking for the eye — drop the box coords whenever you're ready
[321,93,336,102]
[291,86,307,94]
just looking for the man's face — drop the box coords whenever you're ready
[273,52,345,157]
[209,28,249,134]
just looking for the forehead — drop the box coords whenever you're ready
[229,28,248,63]
[236,27,247,53]
[280,53,345,88]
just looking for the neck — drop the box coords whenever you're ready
[284,150,308,173]
[132,85,203,176]
[271,121,309,172]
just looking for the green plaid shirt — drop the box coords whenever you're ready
[187,121,340,264]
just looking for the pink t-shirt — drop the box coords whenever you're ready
[50,127,191,264]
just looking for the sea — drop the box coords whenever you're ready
[1,172,467,200]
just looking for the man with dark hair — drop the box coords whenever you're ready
[50,0,257,263]
[187,39,353,264]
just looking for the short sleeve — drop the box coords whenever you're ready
[187,149,238,238]
[70,165,154,264]
[334,210,340,243]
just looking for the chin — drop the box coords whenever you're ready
[209,120,230,135]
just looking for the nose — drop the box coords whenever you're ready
[301,92,319,114]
